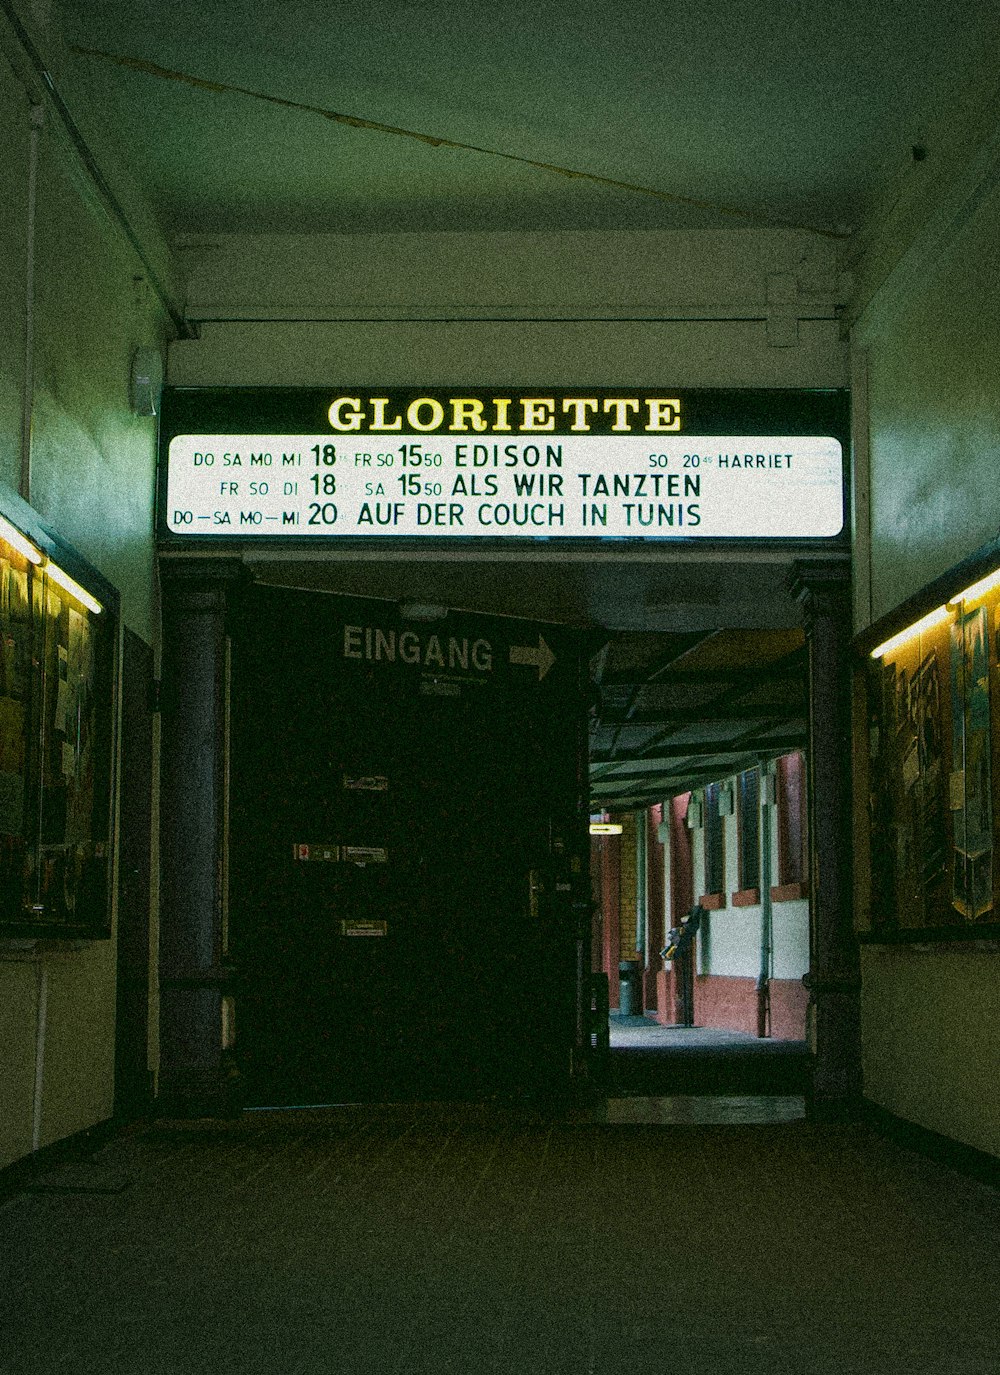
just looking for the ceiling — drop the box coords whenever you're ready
[246,546,813,634]
[251,559,814,807]
[57,0,1000,238]
[52,0,989,803]
[588,627,807,810]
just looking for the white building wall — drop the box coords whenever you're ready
[769,799,810,981]
[686,768,810,983]
[771,906,810,981]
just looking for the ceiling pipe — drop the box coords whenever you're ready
[0,0,193,339]
[19,101,42,503]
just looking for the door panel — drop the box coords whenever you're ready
[228,584,588,1104]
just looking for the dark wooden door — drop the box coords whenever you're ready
[228,584,588,1104]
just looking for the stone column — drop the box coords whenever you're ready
[158,559,241,1113]
[790,559,862,1118]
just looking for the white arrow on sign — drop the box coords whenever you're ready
[509,635,556,681]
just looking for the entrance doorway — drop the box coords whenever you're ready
[588,628,812,1096]
[227,583,589,1105]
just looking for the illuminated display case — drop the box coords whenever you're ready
[861,556,1000,942]
[0,486,117,940]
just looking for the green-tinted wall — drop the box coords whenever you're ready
[0,29,174,1171]
[861,947,1000,1158]
[853,139,1000,1161]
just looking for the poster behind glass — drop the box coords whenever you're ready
[867,591,998,933]
[0,531,114,938]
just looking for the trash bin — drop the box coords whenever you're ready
[618,960,642,1016]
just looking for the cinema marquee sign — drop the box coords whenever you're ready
[160,387,846,541]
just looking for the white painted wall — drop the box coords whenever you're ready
[851,118,1000,1160]
[0,52,27,489]
[771,904,810,981]
[0,29,174,642]
[684,769,810,982]
[178,227,844,318]
[855,194,1000,624]
[704,907,760,978]
[0,15,176,1171]
[861,946,1000,1160]
[768,797,810,982]
[168,228,848,390]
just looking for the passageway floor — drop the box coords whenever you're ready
[605,1016,811,1096]
[2,1105,999,1374]
[608,1015,806,1051]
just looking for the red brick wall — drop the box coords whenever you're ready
[769,977,808,1040]
[693,974,808,1038]
[694,975,758,1036]
[655,966,674,1026]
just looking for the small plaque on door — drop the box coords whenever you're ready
[293,843,340,861]
[341,919,388,938]
[342,845,389,864]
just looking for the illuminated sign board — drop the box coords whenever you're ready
[158,387,848,542]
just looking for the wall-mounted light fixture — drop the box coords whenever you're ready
[399,602,448,621]
[46,562,102,614]
[0,514,42,564]
[871,564,1000,661]
[948,567,1000,607]
[870,605,949,659]
[129,347,164,417]
[0,512,102,613]
[686,798,703,829]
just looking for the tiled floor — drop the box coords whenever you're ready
[3,1105,999,1374]
[598,1095,806,1124]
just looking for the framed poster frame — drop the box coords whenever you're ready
[0,484,119,942]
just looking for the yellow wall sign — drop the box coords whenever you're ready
[327,395,682,434]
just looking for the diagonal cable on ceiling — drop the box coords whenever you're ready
[71,45,850,239]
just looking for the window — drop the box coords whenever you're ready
[733,767,760,904]
[773,752,808,900]
[700,782,725,907]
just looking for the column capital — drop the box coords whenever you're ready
[158,555,243,580]
[159,556,244,611]
[788,558,851,625]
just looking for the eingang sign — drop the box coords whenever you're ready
[158,387,848,543]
